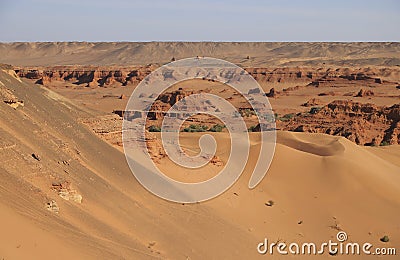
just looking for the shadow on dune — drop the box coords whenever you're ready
[276,131,345,156]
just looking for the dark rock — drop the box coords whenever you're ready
[32,153,41,161]
[265,88,276,98]
[380,235,389,242]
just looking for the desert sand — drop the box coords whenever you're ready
[0,43,399,259]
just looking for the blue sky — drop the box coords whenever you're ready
[0,0,399,41]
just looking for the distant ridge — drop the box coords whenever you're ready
[1,42,399,67]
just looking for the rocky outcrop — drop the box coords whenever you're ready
[210,156,224,167]
[0,81,24,109]
[145,132,166,163]
[301,98,323,107]
[80,114,123,147]
[355,89,374,97]
[318,91,336,96]
[280,100,400,146]
[265,88,277,98]
[46,200,59,213]
[52,180,82,203]
[15,65,155,87]
[14,66,400,89]
[148,89,202,120]
[246,67,399,86]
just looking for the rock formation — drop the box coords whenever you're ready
[280,100,400,146]
[301,98,323,107]
[355,89,374,97]
[15,66,400,89]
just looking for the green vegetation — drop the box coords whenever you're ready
[380,235,389,242]
[309,107,322,114]
[248,125,258,132]
[240,108,256,117]
[380,141,390,146]
[279,113,296,122]
[209,124,226,132]
[183,124,209,132]
[148,125,161,132]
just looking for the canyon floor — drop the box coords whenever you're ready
[0,42,399,259]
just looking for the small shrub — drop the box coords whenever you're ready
[183,124,209,132]
[232,111,241,118]
[240,108,256,117]
[148,125,161,132]
[262,113,276,123]
[248,125,257,132]
[280,113,295,122]
[209,124,225,132]
[309,107,322,114]
[380,235,389,242]
[380,141,390,146]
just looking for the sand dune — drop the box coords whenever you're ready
[0,66,399,259]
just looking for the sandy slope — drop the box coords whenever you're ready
[0,67,399,259]
[1,42,400,67]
